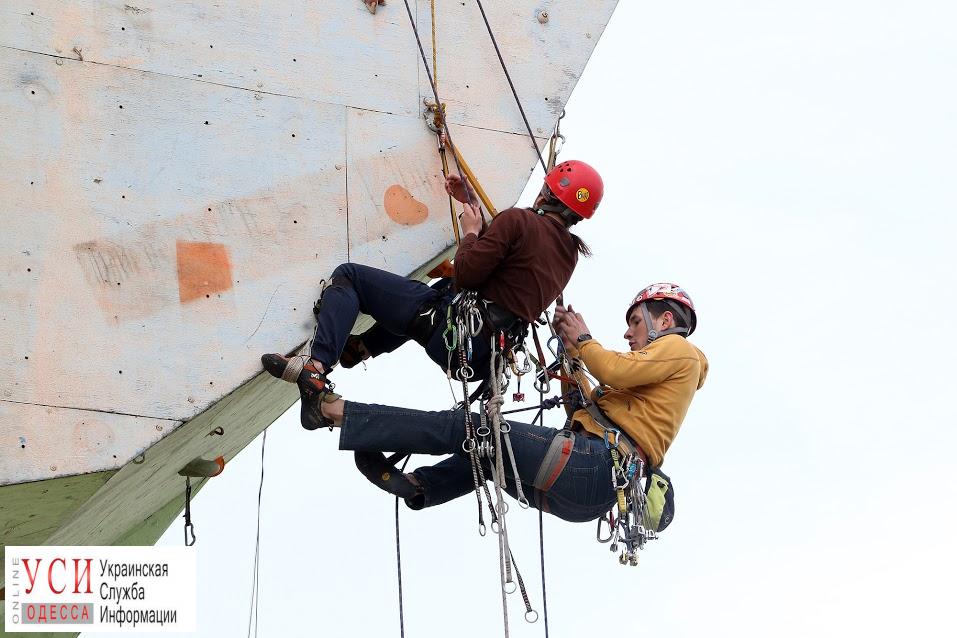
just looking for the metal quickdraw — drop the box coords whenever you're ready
[446,291,498,534]
[600,432,657,566]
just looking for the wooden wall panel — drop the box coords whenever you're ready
[417,0,619,136]
[346,107,546,272]
[0,402,177,485]
[0,0,420,118]
[0,49,348,421]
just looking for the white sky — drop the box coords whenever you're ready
[87,1,957,636]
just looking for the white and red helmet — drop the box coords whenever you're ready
[626,283,697,340]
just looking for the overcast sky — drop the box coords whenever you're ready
[86,1,957,636]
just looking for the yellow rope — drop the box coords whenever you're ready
[431,0,438,90]
[448,142,498,218]
[429,0,496,252]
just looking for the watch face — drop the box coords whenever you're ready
[577,333,592,343]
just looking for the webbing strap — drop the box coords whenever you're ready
[533,431,575,492]
[581,402,643,462]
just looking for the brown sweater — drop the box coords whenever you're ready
[453,207,578,322]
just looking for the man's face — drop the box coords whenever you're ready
[624,308,649,351]
[624,305,671,350]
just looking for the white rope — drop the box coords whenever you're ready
[489,351,512,637]
[486,388,528,508]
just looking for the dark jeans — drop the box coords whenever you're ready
[310,263,491,379]
[339,401,617,523]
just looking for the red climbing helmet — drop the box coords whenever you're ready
[543,160,603,219]
[626,283,697,338]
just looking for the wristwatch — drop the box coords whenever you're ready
[576,333,592,343]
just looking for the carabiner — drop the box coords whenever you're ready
[596,514,615,543]
[603,429,621,450]
[547,334,563,359]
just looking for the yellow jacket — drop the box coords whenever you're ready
[571,334,708,467]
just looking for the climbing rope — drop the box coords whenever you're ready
[472,0,547,172]
[246,429,267,638]
[539,510,550,638]
[394,454,411,638]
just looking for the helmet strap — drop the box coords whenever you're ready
[641,302,690,344]
[536,202,579,227]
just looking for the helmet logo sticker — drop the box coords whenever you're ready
[576,187,590,202]
[559,177,571,187]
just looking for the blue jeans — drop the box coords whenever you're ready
[339,401,617,523]
[311,263,491,379]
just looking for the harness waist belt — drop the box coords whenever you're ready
[482,300,522,333]
[580,402,649,465]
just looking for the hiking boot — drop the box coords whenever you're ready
[354,452,423,500]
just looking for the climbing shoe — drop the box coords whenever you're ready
[354,451,422,500]
[299,391,341,431]
[261,353,328,395]
[261,354,339,430]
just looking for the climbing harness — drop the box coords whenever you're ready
[534,306,662,567]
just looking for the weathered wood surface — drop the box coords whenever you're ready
[345,108,545,269]
[0,0,617,136]
[415,0,617,136]
[0,402,176,485]
[0,249,451,598]
[0,470,115,582]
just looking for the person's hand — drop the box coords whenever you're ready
[445,175,476,204]
[553,304,592,349]
[459,202,483,237]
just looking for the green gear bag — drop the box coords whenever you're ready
[642,467,675,532]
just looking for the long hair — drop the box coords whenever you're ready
[570,230,592,257]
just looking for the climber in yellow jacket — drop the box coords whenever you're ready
[552,282,709,468]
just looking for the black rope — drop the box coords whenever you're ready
[501,394,567,417]
[539,509,550,638]
[395,454,412,638]
[472,0,547,172]
[247,429,268,638]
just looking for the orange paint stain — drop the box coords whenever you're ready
[383,184,428,225]
[176,241,233,303]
